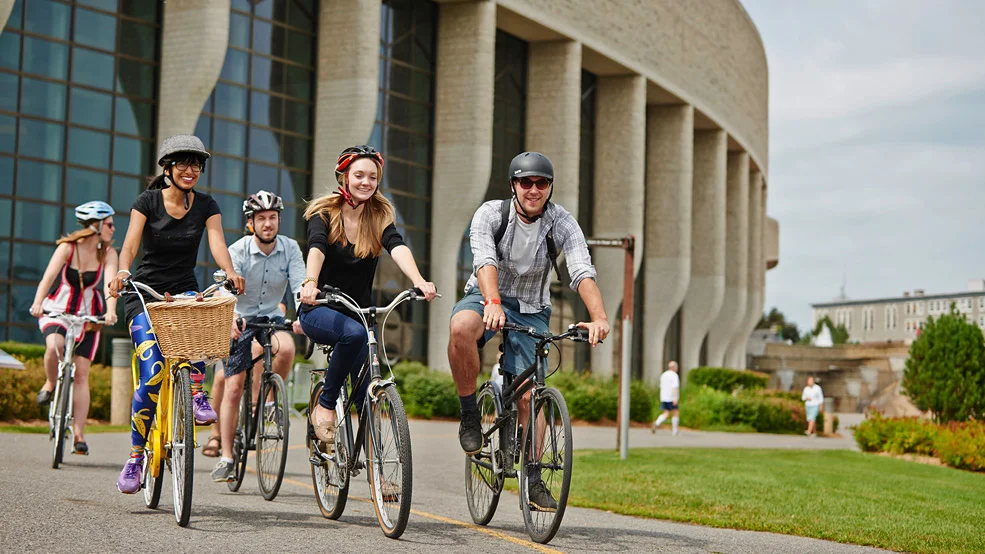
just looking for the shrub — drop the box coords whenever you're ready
[0,341,46,361]
[686,367,768,393]
[551,372,656,423]
[680,385,813,434]
[853,413,938,456]
[391,361,459,419]
[0,358,112,421]
[935,421,985,472]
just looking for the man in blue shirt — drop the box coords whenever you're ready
[210,191,306,482]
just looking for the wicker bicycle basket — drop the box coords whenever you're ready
[146,296,237,360]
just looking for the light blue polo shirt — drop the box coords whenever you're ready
[228,234,306,319]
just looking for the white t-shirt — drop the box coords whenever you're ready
[659,370,680,402]
[802,384,823,407]
[511,217,542,274]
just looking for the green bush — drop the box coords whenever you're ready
[935,421,985,472]
[680,385,822,435]
[853,414,985,472]
[0,358,112,421]
[391,361,459,419]
[686,367,768,393]
[0,341,46,361]
[551,372,656,423]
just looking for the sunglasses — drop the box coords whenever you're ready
[515,177,552,190]
[103,222,115,229]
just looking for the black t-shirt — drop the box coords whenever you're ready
[303,211,405,316]
[129,188,221,301]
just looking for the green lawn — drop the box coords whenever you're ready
[0,423,129,434]
[567,448,985,554]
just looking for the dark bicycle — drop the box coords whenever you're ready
[465,322,592,544]
[227,317,294,501]
[303,285,435,539]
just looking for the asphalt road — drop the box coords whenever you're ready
[0,419,888,554]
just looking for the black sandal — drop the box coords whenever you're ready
[73,441,89,455]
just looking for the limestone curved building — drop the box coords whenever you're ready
[0,0,775,380]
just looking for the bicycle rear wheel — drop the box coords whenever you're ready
[309,382,350,519]
[256,373,289,501]
[51,366,73,469]
[366,384,412,539]
[142,449,164,509]
[519,387,572,544]
[171,364,195,527]
[228,391,250,492]
[465,382,504,525]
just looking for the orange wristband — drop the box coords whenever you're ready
[483,298,501,307]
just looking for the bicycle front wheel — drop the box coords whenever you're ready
[309,382,349,519]
[170,364,195,527]
[51,366,73,469]
[256,373,289,501]
[366,384,412,539]
[228,391,250,492]
[465,382,504,525]
[519,387,572,544]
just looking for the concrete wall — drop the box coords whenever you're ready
[765,216,779,269]
[641,104,693,384]
[427,0,497,371]
[680,130,727,372]
[726,170,764,368]
[156,0,231,148]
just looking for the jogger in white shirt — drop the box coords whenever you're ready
[652,361,681,435]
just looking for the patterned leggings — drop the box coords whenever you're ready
[128,312,205,449]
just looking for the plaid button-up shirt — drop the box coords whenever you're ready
[465,200,597,313]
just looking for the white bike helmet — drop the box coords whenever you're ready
[75,201,115,225]
[243,190,284,218]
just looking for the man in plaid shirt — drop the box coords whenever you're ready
[448,151,610,512]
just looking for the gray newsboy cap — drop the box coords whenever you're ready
[157,134,211,166]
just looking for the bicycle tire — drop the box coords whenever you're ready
[171,364,195,527]
[51,365,73,469]
[519,387,572,544]
[142,451,164,509]
[256,373,289,501]
[228,391,250,492]
[365,384,412,539]
[465,382,504,525]
[309,382,349,519]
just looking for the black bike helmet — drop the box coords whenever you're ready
[508,152,554,182]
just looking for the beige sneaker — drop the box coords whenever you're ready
[310,403,336,444]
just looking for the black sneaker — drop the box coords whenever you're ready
[528,481,558,513]
[458,410,483,454]
[211,460,234,482]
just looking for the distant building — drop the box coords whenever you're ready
[811,279,985,343]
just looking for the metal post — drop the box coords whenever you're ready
[110,338,133,426]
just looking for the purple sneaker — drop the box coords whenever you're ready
[193,392,217,425]
[117,457,143,494]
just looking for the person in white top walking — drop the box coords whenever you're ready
[801,376,824,437]
[652,361,681,435]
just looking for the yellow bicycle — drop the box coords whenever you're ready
[123,271,236,527]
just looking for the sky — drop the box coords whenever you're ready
[741,0,985,333]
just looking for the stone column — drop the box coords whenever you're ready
[0,0,14,32]
[426,0,496,370]
[726,170,764,368]
[705,151,749,367]
[525,40,581,212]
[641,104,693,384]
[590,75,646,378]
[311,0,381,195]
[156,0,231,147]
[679,130,727,373]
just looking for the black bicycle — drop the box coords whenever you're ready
[465,322,592,544]
[227,317,294,501]
[303,285,435,539]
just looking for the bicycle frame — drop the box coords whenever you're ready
[47,313,102,438]
[238,320,293,449]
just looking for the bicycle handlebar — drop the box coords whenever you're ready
[298,285,440,315]
[501,322,598,344]
[121,277,237,301]
[235,317,295,332]
[42,311,107,325]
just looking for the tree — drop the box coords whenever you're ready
[902,307,985,423]
[756,307,801,343]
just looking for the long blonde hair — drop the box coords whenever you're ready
[56,220,111,264]
[303,160,395,259]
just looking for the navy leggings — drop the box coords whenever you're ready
[298,306,369,412]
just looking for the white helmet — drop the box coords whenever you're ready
[75,201,115,225]
[243,190,284,218]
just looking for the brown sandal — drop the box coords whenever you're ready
[202,435,220,457]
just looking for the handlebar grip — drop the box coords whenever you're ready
[412,287,423,296]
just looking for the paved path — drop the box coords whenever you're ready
[0,418,887,554]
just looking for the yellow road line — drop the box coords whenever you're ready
[248,468,562,554]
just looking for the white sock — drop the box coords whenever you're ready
[220,456,234,464]
[672,416,679,434]
[655,413,668,428]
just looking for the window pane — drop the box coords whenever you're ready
[286,31,312,66]
[23,37,69,80]
[0,156,11,195]
[14,202,61,242]
[114,97,153,137]
[74,7,118,51]
[284,65,311,100]
[20,78,66,120]
[214,83,248,120]
[79,0,118,11]
[112,136,152,175]
[387,95,430,133]
[66,167,109,206]
[254,0,287,23]
[283,99,310,134]
[12,243,53,286]
[213,119,246,157]
[0,243,8,281]
[72,47,115,90]
[208,156,245,194]
[0,198,11,234]
[0,115,13,153]
[16,159,62,201]
[252,19,273,55]
[9,0,22,28]
[111,175,142,213]
[230,12,250,49]
[250,91,283,128]
[248,162,278,192]
[279,169,306,204]
[0,33,20,70]
[120,1,156,22]
[68,127,111,168]
[0,74,15,113]
[220,48,249,84]
[24,0,71,40]
[211,192,242,224]
[248,127,280,164]
[19,118,64,161]
[282,135,309,169]
[116,59,154,98]
[194,115,211,148]
[288,0,313,29]
[70,87,113,129]
[120,20,157,60]
[251,56,283,92]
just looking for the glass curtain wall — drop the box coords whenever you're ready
[0,0,160,342]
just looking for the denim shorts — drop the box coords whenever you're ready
[225,315,286,378]
[806,404,820,422]
[451,288,550,375]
